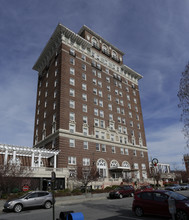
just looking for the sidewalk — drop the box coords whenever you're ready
[0,193,109,212]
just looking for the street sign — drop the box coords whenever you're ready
[152,158,158,166]
[22,185,29,192]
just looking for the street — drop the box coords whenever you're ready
[0,191,189,220]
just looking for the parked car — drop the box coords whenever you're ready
[132,190,189,219]
[136,185,153,192]
[109,185,135,199]
[165,184,182,191]
[4,191,54,213]
[180,183,189,190]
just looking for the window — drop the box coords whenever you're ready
[128,103,131,109]
[94,118,99,127]
[118,117,121,123]
[130,121,133,127]
[53,102,56,110]
[135,106,138,112]
[70,78,75,86]
[108,104,112,111]
[98,81,102,87]
[99,100,103,107]
[134,98,137,104]
[82,93,87,101]
[97,72,101,78]
[133,150,137,156]
[109,114,113,120]
[100,120,105,128]
[82,64,86,71]
[112,146,116,153]
[93,88,97,95]
[98,90,103,97]
[54,91,57,98]
[141,192,153,200]
[141,151,144,157]
[93,78,97,85]
[106,77,110,83]
[111,134,115,141]
[83,104,87,112]
[127,95,130,101]
[94,98,98,105]
[81,54,86,61]
[92,69,96,76]
[70,68,75,75]
[69,100,75,109]
[69,139,75,147]
[69,88,75,97]
[100,110,104,118]
[45,91,48,97]
[101,144,106,152]
[70,57,75,65]
[44,100,47,108]
[120,148,124,155]
[69,48,75,56]
[82,73,86,80]
[68,156,76,165]
[142,164,146,170]
[117,107,120,114]
[108,94,112,101]
[83,158,90,166]
[94,108,98,116]
[101,131,105,139]
[83,141,88,150]
[70,112,75,121]
[46,81,48,87]
[134,163,138,169]
[129,112,132,118]
[83,127,88,135]
[69,124,75,133]
[125,148,129,155]
[121,109,125,115]
[44,111,46,118]
[96,143,100,151]
[54,80,58,87]
[137,123,140,129]
[82,83,87,91]
[83,116,88,124]
[95,130,99,138]
[107,86,111,91]
[116,98,119,104]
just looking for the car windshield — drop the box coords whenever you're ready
[115,187,122,191]
[165,191,188,201]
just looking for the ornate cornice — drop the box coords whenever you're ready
[121,64,143,80]
[33,24,92,73]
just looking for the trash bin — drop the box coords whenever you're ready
[59,211,74,220]
[67,212,84,220]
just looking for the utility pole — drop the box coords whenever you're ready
[51,171,56,220]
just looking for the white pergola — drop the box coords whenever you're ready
[0,144,59,169]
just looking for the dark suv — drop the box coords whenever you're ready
[4,191,54,213]
[109,185,135,199]
[132,190,189,219]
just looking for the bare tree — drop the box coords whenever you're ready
[0,164,31,195]
[76,165,99,193]
[178,62,189,148]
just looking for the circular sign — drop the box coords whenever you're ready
[22,185,29,192]
[152,158,158,166]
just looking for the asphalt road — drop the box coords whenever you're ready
[0,191,189,220]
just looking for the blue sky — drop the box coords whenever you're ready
[0,0,189,170]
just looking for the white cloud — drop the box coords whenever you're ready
[147,123,187,170]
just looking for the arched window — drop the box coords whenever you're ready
[110,160,119,168]
[97,158,107,178]
[92,37,98,47]
[122,161,131,169]
[112,50,117,59]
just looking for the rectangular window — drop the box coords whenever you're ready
[83,158,90,166]
[99,100,103,107]
[94,108,98,116]
[81,54,86,61]
[108,94,112,101]
[83,127,88,135]
[82,83,87,91]
[70,78,75,86]
[69,88,75,97]
[70,112,75,121]
[70,58,75,65]
[83,141,88,150]
[108,104,112,111]
[69,139,75,147]
[100,110,104,118]
[94,98,98,105]
[112,146,116,153]
[70,68,75,75]
[82,73,86,80]
[69,100,75,109]
[83,104,87,112]
[94,119,99,127]
[69,124,75,133]
[125,148,129,155]
[120,147,124,155]
[93,88,97,95]
[101,144,106,152]
[133,150,137,156]
[83,116,88,124]
[100,120,104,128]
[82,63,86,71]
[95,130,99,138]
[82,93,87,101]
[68,156,76,165]
[96,143,100,151]
[98,90,103,97]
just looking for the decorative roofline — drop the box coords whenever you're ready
[121,65,143,80]
[78,25,125,56]
[33,24,92,72]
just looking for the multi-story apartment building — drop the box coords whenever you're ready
[32,24,149,188]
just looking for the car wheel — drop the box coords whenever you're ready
[44,201,52,209]
[119,194,123,199]
[14,204,23,213]
[176,210,188,220]
[135,207,143,217]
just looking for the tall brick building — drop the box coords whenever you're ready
[32,24,149,187]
